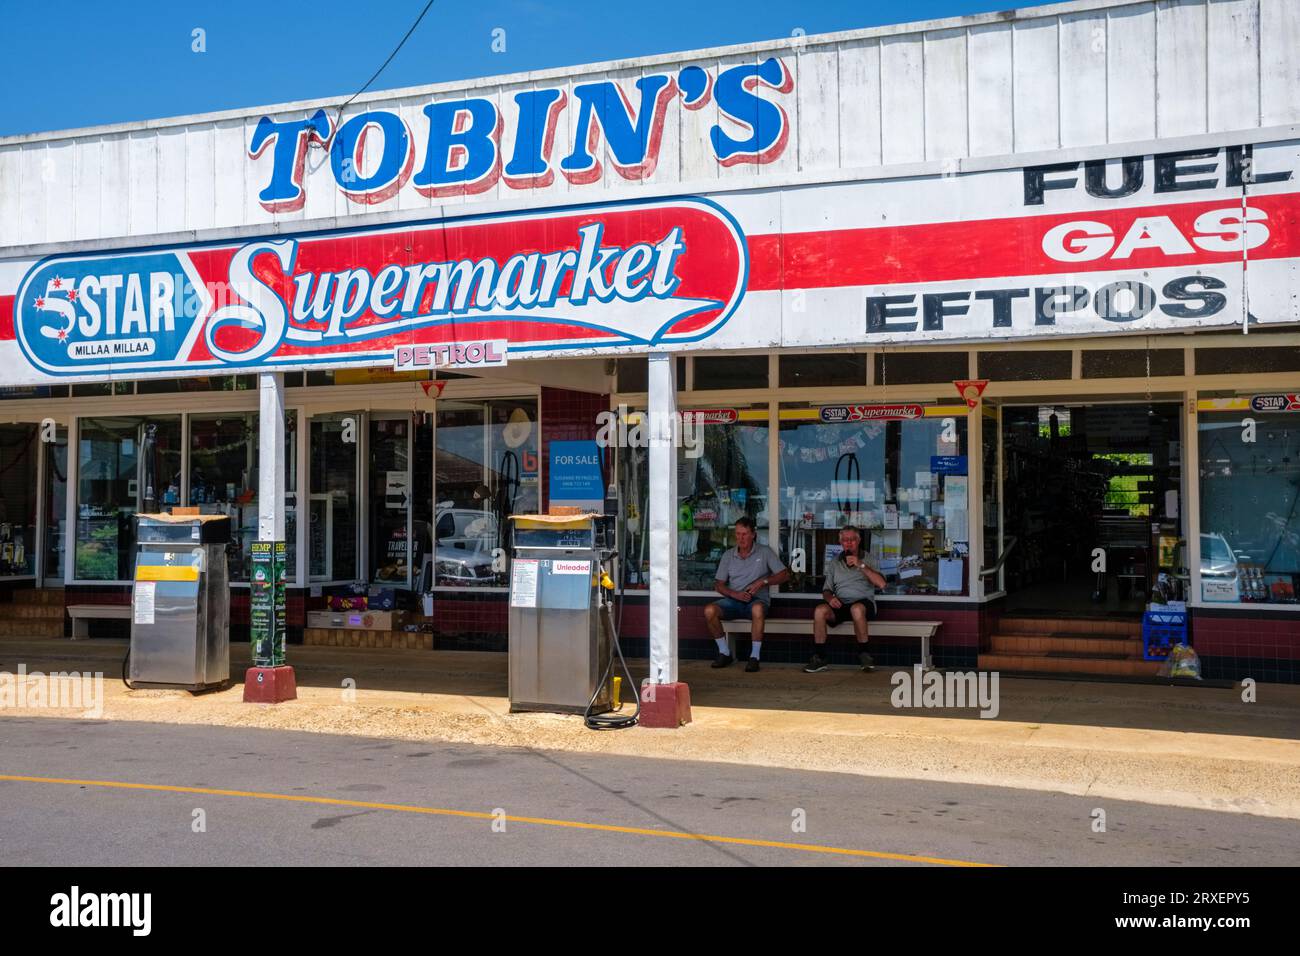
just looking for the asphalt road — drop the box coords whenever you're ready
[0,718,1295,866]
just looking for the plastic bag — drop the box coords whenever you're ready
[1158,642,1201,679]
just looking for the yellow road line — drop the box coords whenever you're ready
[0,773,994,867]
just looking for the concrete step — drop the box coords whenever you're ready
[997,616,1142,637]
[978,651,1162,677]
[0,618,64,638]
[990,633,1145,656]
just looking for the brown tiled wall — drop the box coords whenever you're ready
[1191,609,1300,682]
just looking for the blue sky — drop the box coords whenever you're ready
[0,0,1057,137]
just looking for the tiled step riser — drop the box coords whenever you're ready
[0,619,64,638]
[304,628,432,650]
[978,653,1162,677]
[1,604,66,620]
[991,634,1144,656]
[8,590,64,606]
[997,617,1141,637]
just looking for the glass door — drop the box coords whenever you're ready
[369,413,413,588]
[42,427,67,586]
[308,413,360,583]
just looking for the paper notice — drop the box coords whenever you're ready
[945,476,969,544]
[884,505,899,530]
[134,582,156,625]
[939,558,964,593]
[510,559,540,607]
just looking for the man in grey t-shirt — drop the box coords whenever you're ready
[805,526,887,673]
[704,516,790,672]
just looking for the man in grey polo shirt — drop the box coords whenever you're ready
[704,516,791,672]
[804,526,887,673]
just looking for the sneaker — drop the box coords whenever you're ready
[803,653,829,673]
[711,652,734,669]
[745,658,760,672]
[859,651,875,672]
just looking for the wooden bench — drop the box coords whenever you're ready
[66,604,131,639]
[721,618,942,669]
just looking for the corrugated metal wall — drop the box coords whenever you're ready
[1,0,1298,249]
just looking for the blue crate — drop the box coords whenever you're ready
[1142,609,1187,661]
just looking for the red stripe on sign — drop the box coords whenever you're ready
[747,192,1300,290]
[0,295,13,341]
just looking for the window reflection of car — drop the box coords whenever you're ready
[429,509,499,585]
[1201,532,1241,601]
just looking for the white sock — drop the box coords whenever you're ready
[715,637,730,654]
[750,641,762,660]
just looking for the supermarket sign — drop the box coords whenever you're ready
[820,403,924,423]
[12,197,747,378]
[1249,393,1300,412]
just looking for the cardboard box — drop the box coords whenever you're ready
[307,609,407,631]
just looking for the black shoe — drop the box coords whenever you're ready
[803,653,829,673]
[711,652,734,669]
[745,658,760,672]
[859,651,875,672]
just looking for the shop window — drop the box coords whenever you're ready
[0,425,40,577]
[1199,410,1300,605]
[138,375,257,394]
[0,385,69,400]
[1195,347,1300,376]
[309,414,360,582]
[75,416,182,580]
[72,382,133,397]
[434,398,539,587]
[186,412,296,583]
[620,405,770,591]
[692,355,768,391]
[1081,349,1184,379]
[977,350,1072,381]
[777,406,969,597]
[874,352,968,385]
[780,354,867,388]
[614,357,686,393]
[189,413,258,581]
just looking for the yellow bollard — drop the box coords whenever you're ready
[612,676,622,709]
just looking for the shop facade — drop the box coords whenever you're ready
[1,0,1299,682]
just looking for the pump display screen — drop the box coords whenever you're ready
[512,527,595,549]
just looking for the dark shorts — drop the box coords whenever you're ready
[826,600,875,629]
[712,596,769,621]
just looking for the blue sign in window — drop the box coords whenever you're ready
[549,440,604,505]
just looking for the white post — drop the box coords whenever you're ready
[258,373,286,543]
[647,354,679,685]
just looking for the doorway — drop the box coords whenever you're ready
[41,427,68,586]
[1001,402,1185,618]
[369,413,414,588]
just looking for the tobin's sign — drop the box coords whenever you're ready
[3,140,1300,386]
